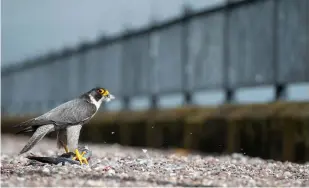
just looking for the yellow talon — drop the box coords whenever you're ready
[72,149,88,165]
[60,141,89,165]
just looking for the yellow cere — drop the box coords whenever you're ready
[103,89,109,96]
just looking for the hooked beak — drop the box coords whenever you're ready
[106,94,115,102]
[109,94,115,100]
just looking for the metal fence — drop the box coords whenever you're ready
[1,0,309,114]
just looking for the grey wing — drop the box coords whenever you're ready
[56,125,82,151]
[14,99,96,134]
[38,99,97,126]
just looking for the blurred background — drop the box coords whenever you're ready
[1,0,309,163]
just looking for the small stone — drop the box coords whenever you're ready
[284,171,292,178]
[85,180,99,186]
[42,167,50,174]
[17,177,25,181]
[107,169,116,175]
[56,163,63,167]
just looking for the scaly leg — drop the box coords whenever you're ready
[59,141,88,165]
[59,140,70,153]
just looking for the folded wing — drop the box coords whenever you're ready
[14,99,97,134]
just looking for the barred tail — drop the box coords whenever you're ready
[18,124,55,155]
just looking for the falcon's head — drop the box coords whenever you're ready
[85,87,115,108]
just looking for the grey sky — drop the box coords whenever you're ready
[1,0,224,65]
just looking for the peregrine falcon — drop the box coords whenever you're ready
[13,87,115,164]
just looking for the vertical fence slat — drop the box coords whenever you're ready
[227,0,275,88]
[277,0,309,84]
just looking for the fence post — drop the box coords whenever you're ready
[273,0,286,101]
[182,4,193,105]
[223,3,234,103]
[150,95,157,109]
[149,22,159,110]
[123,96,130,110]
[120,31,131,110]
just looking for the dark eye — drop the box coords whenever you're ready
[97,89,104,94]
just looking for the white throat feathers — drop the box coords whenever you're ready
[89,94,104,110]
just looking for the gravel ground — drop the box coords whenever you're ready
[1,134,309,187]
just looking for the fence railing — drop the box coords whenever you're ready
[1,0,309,114]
